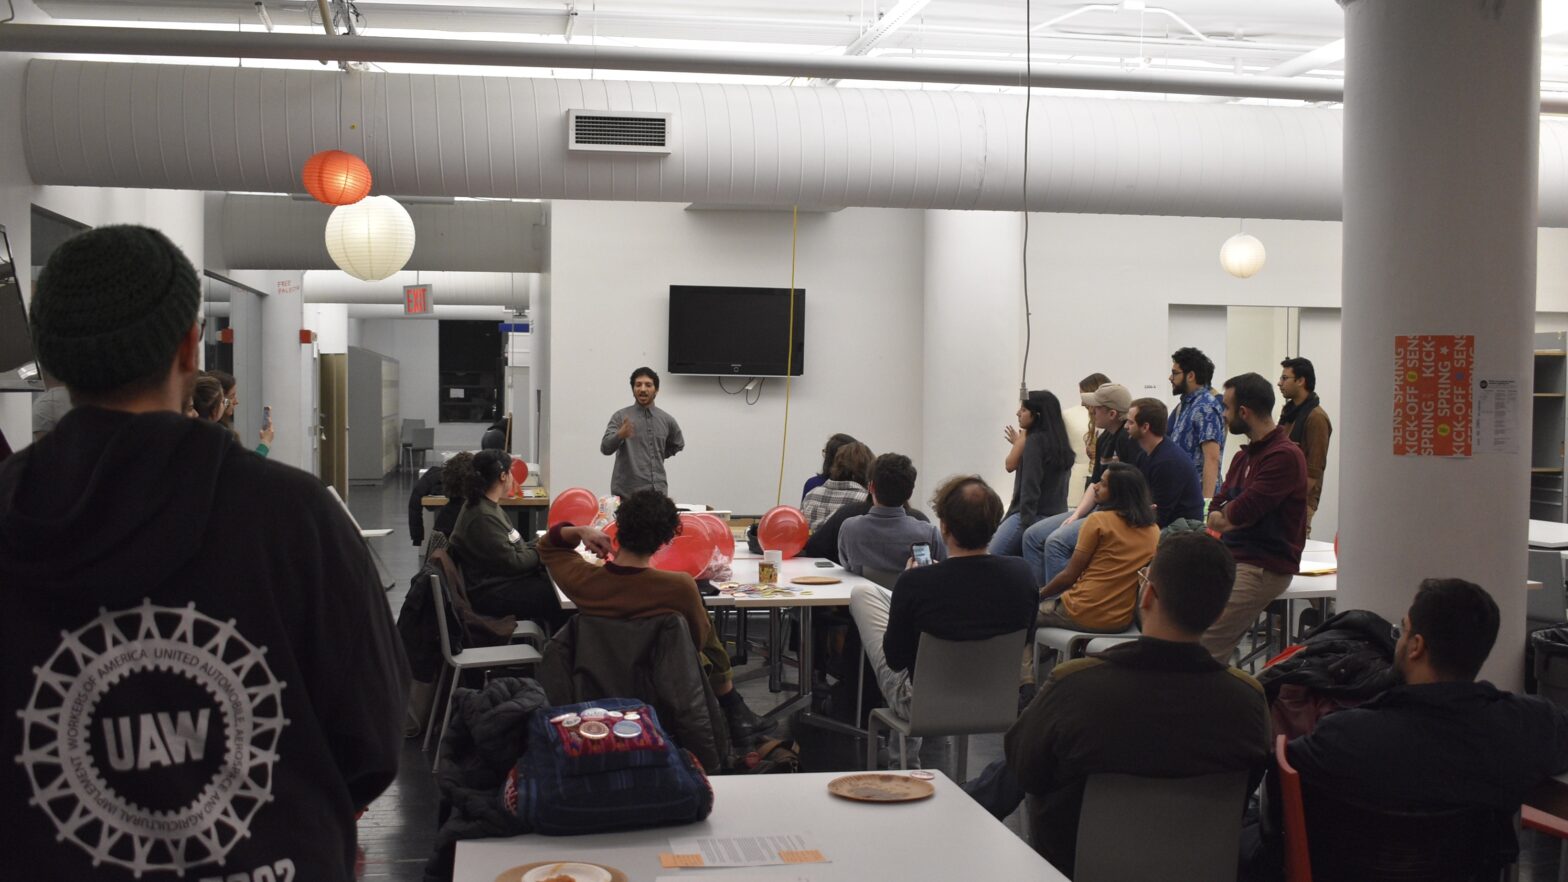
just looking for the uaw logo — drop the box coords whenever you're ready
[15,600,288,876]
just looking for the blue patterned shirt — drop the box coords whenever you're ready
[1169,387,1226,497]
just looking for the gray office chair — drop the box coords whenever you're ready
[865,629,1026,781]
[410,426,435,470]
[399,418,426,472]
[1073,771,1249,882]
[861,567,902,590]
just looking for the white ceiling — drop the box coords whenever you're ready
[22,1,1568,93]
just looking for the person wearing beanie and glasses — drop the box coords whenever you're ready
[0,226,408,882]
[449,448,571,631]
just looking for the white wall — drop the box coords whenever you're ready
[547,201,926,514]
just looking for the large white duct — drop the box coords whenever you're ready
[221,195,546,271]
[301,270,532,308]
[21,58,1568,223]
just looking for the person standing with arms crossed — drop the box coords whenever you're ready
[602,366,685,499]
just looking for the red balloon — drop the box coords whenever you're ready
[694,514,735,565]
[509,458,529,486]
[602,522,621,559]
[758,505,809,559]
[547,487,599,528]
[651,514,717,578]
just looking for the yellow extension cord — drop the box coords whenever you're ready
[774,205,799,507]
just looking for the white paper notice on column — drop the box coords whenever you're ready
[1474,377,1519,454]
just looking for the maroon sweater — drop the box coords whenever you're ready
[1214,426,1308,574]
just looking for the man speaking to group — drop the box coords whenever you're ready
[602,366,685,499]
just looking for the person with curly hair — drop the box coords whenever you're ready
[407,451,473,547]
[449,449,568,629]
[539,488,774,746]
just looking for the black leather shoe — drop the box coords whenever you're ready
[725,701,777,744]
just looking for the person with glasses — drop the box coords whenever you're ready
[987,532,1269,876]
[1036,463,1159,633]
[1169,346,1226,501]
[1251,579,1568,880]
[1277,357,1332,535]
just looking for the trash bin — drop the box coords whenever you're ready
[1531,628,1568,709]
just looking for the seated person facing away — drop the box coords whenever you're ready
[838,452,946,576]
[539,489,774,746]
[802,440,875,531]
[1283,579,1568,840]
[1037,463,1160,633]
[801,493,928,564]
[407,451,473,548]
[1006,533,1270,877]
[848,475,1036,737]
[449,449,570,630]
[803,432,858,502]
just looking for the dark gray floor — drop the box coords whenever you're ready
[344,474,1558,881]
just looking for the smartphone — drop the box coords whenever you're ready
[814,560,834,568]
[911,542,932,567]
[262,405,273,431]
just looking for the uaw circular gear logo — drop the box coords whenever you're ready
[14,600,288,876]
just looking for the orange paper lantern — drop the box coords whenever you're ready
[301,150,372,206]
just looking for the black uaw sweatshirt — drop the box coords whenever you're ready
[0,407,408,882]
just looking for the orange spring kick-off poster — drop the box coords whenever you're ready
[1393,335,1474,457]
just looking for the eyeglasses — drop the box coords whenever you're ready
[1169,368,1185,378]
[1136,566,1151,590]
[1390,623,1402,640]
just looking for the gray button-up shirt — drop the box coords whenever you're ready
[601,403,685,498]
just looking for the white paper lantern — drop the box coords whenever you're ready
[1219,232,1267,279]
[324,195,416,281]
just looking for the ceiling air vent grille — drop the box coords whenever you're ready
[567,110,673,154]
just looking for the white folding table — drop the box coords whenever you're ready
[553,554,881,716]
[453,772,1067,882]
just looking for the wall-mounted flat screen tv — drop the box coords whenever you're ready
[668,285,805,377]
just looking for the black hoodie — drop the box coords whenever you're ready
[0,407,409,882]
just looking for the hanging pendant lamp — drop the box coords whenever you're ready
[1220,232,1267,278]
[302,149,373,206]
[324,195,416,281]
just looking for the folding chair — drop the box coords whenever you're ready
[425,572,542,770]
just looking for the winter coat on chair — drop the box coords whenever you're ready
[541,614,729,772]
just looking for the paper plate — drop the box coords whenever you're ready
[791,575,842,585]
[496,861,625,882]
[827,772,936,803]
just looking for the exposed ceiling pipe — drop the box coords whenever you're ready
[0,23,1345,102]
[815,0,934,87]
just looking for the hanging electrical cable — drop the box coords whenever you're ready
[1019,0,1034,400]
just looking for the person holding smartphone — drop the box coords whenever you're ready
[847,475,1037,764]
[837,453,944,578]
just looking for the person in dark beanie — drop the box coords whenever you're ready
[0,226,408,882]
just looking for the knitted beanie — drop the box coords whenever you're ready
[30,225,201,394]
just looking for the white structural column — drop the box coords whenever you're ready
[234,270,307,471]
[1339,0,1539,688]
[922,210,1025,498]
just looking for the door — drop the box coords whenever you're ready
[319,353,349,498]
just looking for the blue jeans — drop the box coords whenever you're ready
[1023,513,1085,585]
[989,512,1026,557]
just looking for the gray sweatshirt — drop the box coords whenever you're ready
[601,403,685,497]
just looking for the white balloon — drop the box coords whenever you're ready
[324,195,416,281]
[1220,232,1267,279]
